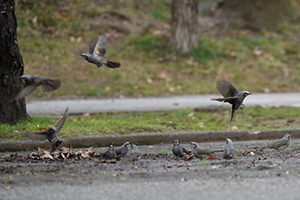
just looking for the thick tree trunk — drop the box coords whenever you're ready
[171,0,199,54]
[222,0,300,30]
[0,0,27,124]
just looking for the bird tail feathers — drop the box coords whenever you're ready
[105,60,121,68]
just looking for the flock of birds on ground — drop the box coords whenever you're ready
[9,33,293,161]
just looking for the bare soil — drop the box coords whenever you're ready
[1,139,300,190]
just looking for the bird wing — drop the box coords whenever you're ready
[211,97,238,104]
[25,131,48,141]
[115,147,124,155]
[270,138,288,149]
[88,37,98,54]
[182,147,191,154]
[14,84,38,100]
[55,107,69,133]
[40,79,61,92]
[93,34,107,57]
[217,80,239,97]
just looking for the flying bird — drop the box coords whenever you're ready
[223,138,236,159]
[12,75,61,100]
[211,80,252,123]
[172,140,191,160]
[190,142,222,159]
[25,107,68,152]
[80,33,121,69]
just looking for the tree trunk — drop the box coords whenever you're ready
[171,0,199,54]
[0,0,27,124]
[222,0,300,30]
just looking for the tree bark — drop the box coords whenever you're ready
[171,0,199,54]
[0,0,27,124]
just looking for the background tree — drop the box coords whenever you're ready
[222,0,300,30]
[171,0,199,54]
[0,0,27,124]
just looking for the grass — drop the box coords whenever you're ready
[12,0,300,100]
[1,106,300,141]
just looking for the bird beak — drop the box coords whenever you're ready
[79,54,87,59]
[248,92,252,95]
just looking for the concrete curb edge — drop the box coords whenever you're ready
[0,129,299,152]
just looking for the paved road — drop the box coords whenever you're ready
[27,92,300,116]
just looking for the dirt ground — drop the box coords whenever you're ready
[1,139,300,199]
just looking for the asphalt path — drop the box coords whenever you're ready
[27,92,300,116]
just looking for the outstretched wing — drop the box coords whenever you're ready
[93,34,107,57]
[217,80,239,97]
[55,107,69,133]
[13,84,38,100]
[25,131,48,141]
[40,79,61,92]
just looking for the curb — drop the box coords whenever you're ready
[0,129,299,152]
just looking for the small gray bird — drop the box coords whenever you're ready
[223,138,236,159]
[103,145,117,160]
[190,142,213,159]
[80,34,121,69]
[129,144,141,161]
[115,142,131,159]
[25,107,68,152]
[190,142,222,159]
[12,75,61,100]
[211,80,252,123]
[172,140,190,160]
[267,134,292,150]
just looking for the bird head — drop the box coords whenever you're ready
[122,142,131,148]
[189,142,198,148]
[226,138,233,145]
[109,145,114,150]
[47,125,57,133]
[80,53,90,60]
[241,91,252,97]
[173,140,180,146]
[284,134,292,140]
[20,75,30,83]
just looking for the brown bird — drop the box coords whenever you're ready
[25,107,68,152]
[12,75,61,100]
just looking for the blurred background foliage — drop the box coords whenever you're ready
[15,0,300,100]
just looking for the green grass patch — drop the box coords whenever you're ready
[12,0,300,100]
[1,106,300,141]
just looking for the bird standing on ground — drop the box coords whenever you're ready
[12,75,61,100]
[25,107,68,152]
[103,145,117,160]
[190,142,222,159]
[211,80,252,123]
[223,138,236,159]
[172,140,190,160]
[266,134,292,150]
[129,144,141,161]
[80,34,121,69]
[115,142,131,159]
